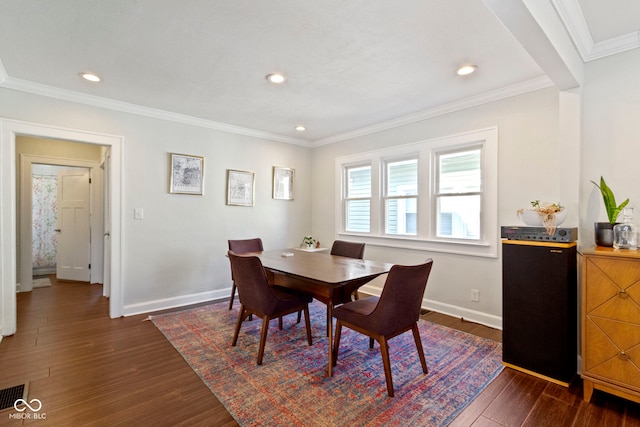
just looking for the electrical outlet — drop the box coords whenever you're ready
[471,289,479,302]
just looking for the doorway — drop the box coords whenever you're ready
[0,118,124,336]
[20,154,101,292]
[31,164,92,283]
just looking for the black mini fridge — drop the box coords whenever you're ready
[502,240,577,386]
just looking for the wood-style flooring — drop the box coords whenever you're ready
[0,276,638,426]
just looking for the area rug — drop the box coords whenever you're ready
[150,301,503,427]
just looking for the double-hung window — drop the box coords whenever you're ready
[384,158,418,235]
[337,127,498,257]
[344,164,371,233]
[435,148,481,240]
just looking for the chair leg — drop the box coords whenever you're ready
[326,305,331,337]
[369,337,374,349]
[412,323,428,374]
[332,320,343,366]
[231,306,246,346]
[303,305,313,345]
[228,282,236,310]
[296,310,302,324]
[278,316,283,330]
[257,315,270,365]
[379,336,395,397]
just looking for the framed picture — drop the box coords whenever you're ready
[272,166,294,200]
[169,153,204,195]
[226,169,255,206]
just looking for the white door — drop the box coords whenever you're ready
[56,169,91,281]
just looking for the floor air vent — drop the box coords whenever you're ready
[0,384,26,411]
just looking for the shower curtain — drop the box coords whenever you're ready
[32,174,57,271]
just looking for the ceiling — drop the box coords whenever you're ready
[0,0,638,146]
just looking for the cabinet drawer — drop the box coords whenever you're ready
[584,316,640,390]
[585,257,640,323]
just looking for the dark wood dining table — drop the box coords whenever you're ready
[253,249,393,376]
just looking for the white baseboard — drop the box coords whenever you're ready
[122,288,230,317]
[421,299,502,330]
[358,283,503,330]
[122,284,504,331]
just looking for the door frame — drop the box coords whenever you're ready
[1,119,124,335]
[20,158,100,291]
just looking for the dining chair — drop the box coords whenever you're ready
[330,240,366,260]
[228,238,263,310]
[332,259,434,397]
[330,240,366,300]
[228,251,313,365]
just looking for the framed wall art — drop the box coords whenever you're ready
[169,153,204,195]
[226,169,255,206]
[272,166,294,200]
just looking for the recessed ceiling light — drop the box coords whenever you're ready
[456,65,477,76]
[80,72,101,82]
[295,126,306,132]
[266,73,286,84]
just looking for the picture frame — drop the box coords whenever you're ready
[169,153,204,195]
[272,166,294,200]
[226,169,255,206]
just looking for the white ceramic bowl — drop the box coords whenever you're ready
[517,208,567,226]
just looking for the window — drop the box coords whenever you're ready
[336,127,498,257]
[344,165,371,232]
[436,149,481,240]
[385,158,418,235]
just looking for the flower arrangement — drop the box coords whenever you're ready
[517,200,566,235]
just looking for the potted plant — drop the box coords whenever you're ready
[302,236,316,249]
[592,176,629,247]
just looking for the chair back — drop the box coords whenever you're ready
[369,259,433,334]
[330,240,365,259]
[228,251,280,314]
[228,238,263,253]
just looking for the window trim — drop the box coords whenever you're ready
[335,127,498,258]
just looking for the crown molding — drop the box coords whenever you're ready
[0,72,554,149]
[312,76,554,147]
[0,75,313,147]
[552,0,640,62]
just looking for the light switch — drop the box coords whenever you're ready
[134,208,144,220]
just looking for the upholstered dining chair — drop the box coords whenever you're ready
[228,238,263,310]
[330,240,366,260]
[332,259,434,397]
[330,240,366,300]
[228,251,313,365]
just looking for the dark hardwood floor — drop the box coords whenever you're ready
[0,277,638,426]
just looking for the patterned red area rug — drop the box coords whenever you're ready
[151,301,502,426]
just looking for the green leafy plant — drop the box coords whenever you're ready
[591,176,629,224]
[302,236,316,246]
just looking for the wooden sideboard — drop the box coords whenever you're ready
[582,247,640,404]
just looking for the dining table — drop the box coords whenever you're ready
[253,249,394,377]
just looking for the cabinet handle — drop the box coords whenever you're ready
[618,289,629,299]
[619,352,630,361]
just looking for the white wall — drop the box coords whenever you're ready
[312,87,575,328]
[581,49,640,246]
[0,87,312,318]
